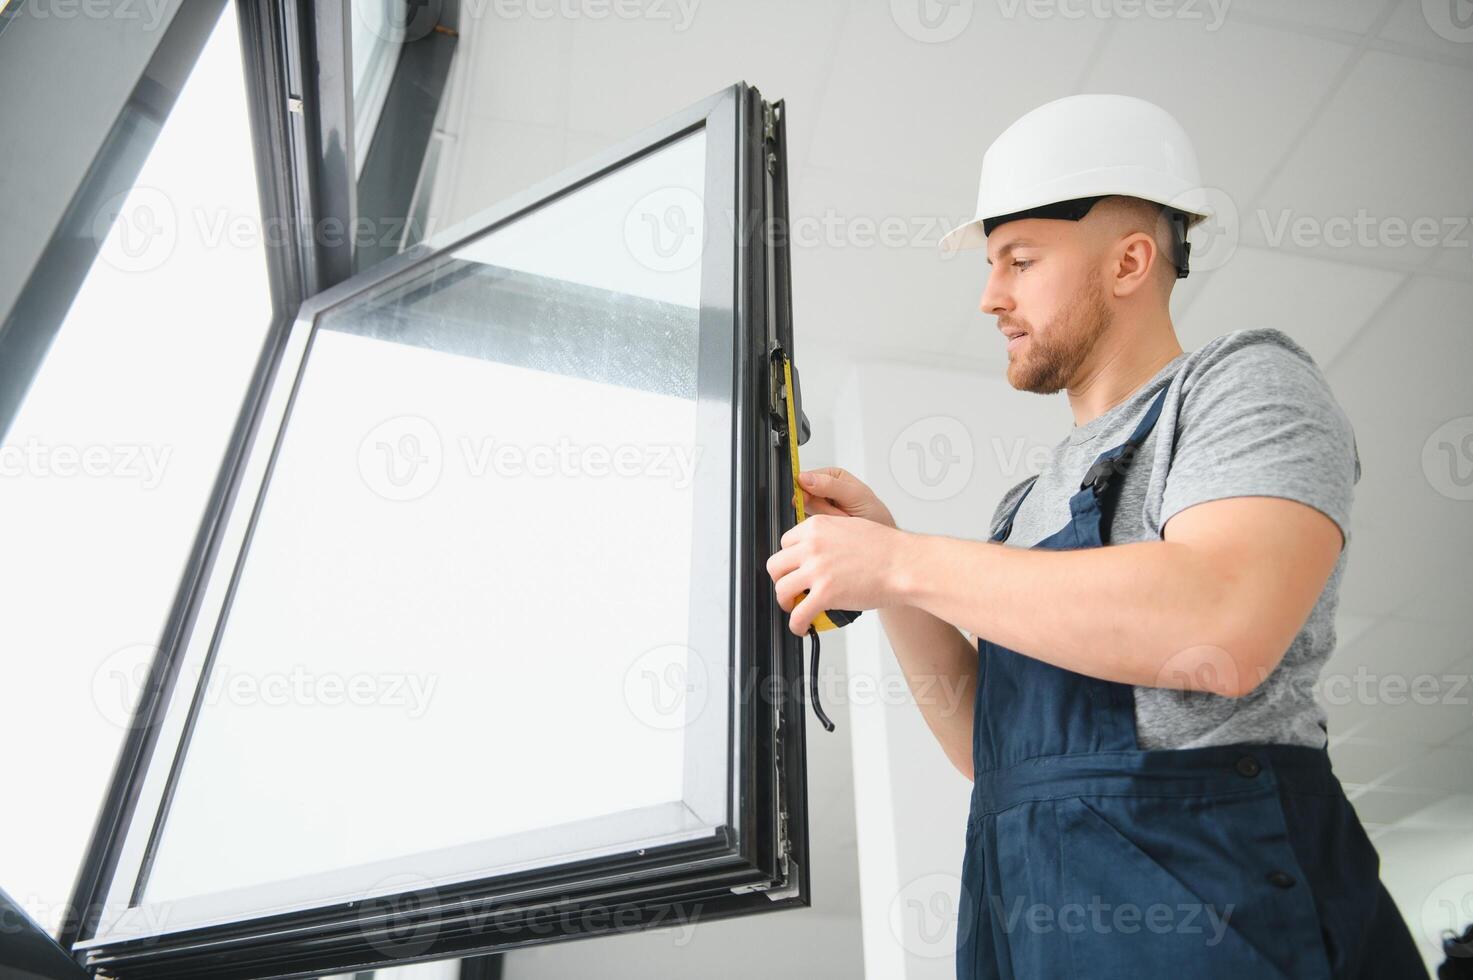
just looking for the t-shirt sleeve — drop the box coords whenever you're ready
[1158,332,1361,545]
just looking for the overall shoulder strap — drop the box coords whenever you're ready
[1079,385,1171,498]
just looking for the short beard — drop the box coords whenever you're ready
[1005,272,1112,394]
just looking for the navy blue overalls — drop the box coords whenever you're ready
[956,388,1427,979]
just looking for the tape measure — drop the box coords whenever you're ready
[780,352,860,732]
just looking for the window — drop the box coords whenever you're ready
[143,127,724,908]
[0,0,271,942]
[67,83,809,980]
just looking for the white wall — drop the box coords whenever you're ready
[827,358,1070,978]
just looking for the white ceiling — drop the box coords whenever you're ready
[423,0,1473,936]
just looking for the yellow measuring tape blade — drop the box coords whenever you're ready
[782,354,840,633]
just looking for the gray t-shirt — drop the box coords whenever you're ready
[990,328,1360,750]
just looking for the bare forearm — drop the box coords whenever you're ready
[773,494,1339,770]
[892,533,1265,697]
[876,603,977,780]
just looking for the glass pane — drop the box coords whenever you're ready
[0,3,272,936]
[141,129,728,905]
[350,0,404,177]
[322,962,462,980]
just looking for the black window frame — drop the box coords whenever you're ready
[61,79,811,980]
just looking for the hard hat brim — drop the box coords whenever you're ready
[938,218,987,254]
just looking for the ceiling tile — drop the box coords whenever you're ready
[563,0,845,160]
[1430,244,1473,282]
[1079,17,1353,205]
[1226,0,1389,34]
[1325,639,1473,745]
[791,165,981,358]
[1350,785,1445,824]
[1249,51,1473,272]
[1324,687,1384,738]
[1327,275,1473,617]
[1340,398,1473,530]
[1326,615,1473,679]
[1394,573,1473,628]
[1376,745,1473,793]
[1339,513,1472,621]
[1345,693,1473,745]
[1440,656,1473,748]
[1330,737,1428,785]
[1337,612,1381,649]
[1398,792,1473,830]
[1378,0,1473,63]
[804,0,1103,194]
[1174,246,1404,365]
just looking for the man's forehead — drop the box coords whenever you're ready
[985,226,1053,265]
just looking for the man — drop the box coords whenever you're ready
[765,94,1427,979]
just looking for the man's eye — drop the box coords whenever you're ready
[1012,259,1033,271]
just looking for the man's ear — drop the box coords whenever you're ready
[1111,231,1162,298]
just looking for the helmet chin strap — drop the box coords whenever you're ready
[1166,208,1192,278]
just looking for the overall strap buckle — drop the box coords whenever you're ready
[1080,456,1114,496]
[1081,445,1139,496]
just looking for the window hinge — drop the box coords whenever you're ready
[764,858,800,902]
[767,341,787,446]
[287,95,304,114]
[729,677,796,901]
[762,101,779,144]
[729,858,798,902]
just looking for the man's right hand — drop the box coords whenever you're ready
[797,468,976,780]
[795,467,896,528]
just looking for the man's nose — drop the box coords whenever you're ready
[979,268,1011,316]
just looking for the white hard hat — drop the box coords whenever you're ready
[939,94,1213,276]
